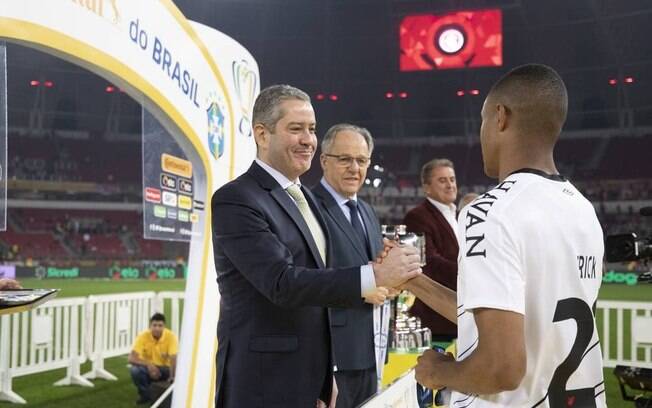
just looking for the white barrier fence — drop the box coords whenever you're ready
[0,295,649,404]
[83,292,157,381]
[0,291,184,404]
[597,300,652,369]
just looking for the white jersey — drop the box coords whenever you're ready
[452,170,606,408]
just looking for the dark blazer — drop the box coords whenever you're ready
[212,162,365,408]
[312,182,384,372]
[403,199,458,336]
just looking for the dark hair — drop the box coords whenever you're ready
[150,313,166,324]
[488,64,568,134]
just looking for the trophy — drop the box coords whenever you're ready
[381,224,426,266]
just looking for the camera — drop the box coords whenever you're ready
[605,233,652,263]
[604,207,652,284]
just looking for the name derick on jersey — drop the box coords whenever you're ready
[577,255,598,279]
[464,180,517,258]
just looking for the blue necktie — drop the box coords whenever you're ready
[346,200,371,259]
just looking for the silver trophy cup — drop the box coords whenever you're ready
[381,224,426,266]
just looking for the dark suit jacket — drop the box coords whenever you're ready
[212,162,365,408]
[403,199,458,336]
[312,182,384,372]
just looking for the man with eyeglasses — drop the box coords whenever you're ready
[312,124,391,407]
[211,85,422,408]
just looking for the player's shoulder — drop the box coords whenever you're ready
[461,174,528,224]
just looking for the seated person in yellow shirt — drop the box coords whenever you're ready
[128,313,178,404]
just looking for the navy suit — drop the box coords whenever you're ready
[312,182,384,407]
[212,162,364,408]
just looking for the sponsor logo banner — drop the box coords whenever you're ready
[153,205,166,218]
[145,187,161,203]
[161,153,192,178]
[162,190,178,207]
[178,194,192,210]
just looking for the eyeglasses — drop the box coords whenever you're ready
[324,154,371,168]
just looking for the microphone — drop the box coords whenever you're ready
[640,207,652,217]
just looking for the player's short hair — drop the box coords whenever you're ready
[321,123,374,155]
[252,84,311,132]
[488,64,568,137]
[421,158,454,185]
[150,313,166,324]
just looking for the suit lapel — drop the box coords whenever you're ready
[424,200,459,252]
[313,184,368,261]
[248,162,326,268]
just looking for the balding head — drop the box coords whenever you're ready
[487,64,568,140]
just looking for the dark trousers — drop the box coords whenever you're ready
[335,367,377,408]
[129,365,170,400]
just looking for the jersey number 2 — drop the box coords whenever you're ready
[547,298,596,408]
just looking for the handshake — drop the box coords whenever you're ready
[364,239,423,305]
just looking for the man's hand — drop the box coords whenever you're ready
[364,286,389,305]
[0,278,22,290]
[415,349,455,390]
[147,364,161,380]
[372,245,422,288]
[374,238,400,264]
[316,376,338,408]
[386,287,400,299]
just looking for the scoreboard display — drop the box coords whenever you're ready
[400,9,503,71]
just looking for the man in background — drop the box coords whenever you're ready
[128,313,177,405]
[312,123,388,407]
[414,64,606,407]
[403,159,458,341]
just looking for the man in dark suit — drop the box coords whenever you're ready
[403,158,459,341]
[211,85,422,408]
[312,124,390,407]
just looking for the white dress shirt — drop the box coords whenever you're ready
[427,197,459,240]
[255,159,376,296]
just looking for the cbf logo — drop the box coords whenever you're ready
[206,97,226,160]
[232,59,258,138]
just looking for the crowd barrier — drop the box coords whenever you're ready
[597,300,652,369]
[0,291,185,404]
[0,295,649,404]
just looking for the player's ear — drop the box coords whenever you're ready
[496,104,509,132]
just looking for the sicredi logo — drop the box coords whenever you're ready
[178,210,189,222]
[163,191,178,207]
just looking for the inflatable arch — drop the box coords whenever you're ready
[0,1,259,406]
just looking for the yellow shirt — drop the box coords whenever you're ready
[132,328,178,367]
